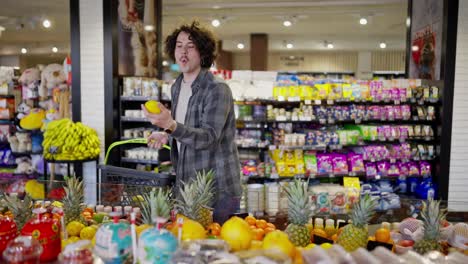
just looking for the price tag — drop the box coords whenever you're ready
[314,100,322,105]
[277,96,285,101]
[269,145,277,150]
[355,119,362,124]
[305,100,312,105]
[270,173,279,179]
[394,100,400,105]
[327,99,334,105]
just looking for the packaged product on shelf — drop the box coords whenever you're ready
[295,162,305,175]
[329,83,343,100]
[359,81,370,99]
[396,176,408,193]
[317,154,333,175]
[415,177,437,199]
[408,161,420,176]
[408,177,422,194]
[331,191,347,214]
[419,161,432,177]
[351,83,361,101]
[310,187,331,214]
[377,161,390,177]
[388,163,400,177]
[342,83,352,100]
[332,154,348,175]
[398,162,409,177]
[348,153,365,173]
[365,162,377,177]
[304,152,318,175]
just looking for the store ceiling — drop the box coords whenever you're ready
[0,0,407,55]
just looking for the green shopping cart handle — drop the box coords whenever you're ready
[104,138,170,165]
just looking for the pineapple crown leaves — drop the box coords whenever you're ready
[194,169,216,207]
[283,179,313,225]
[175,179,205,220]
[350,194,377,228]
[420,198,446,241]
[140,188,172,225]
[3,194,33,230]
[62,176,85,224]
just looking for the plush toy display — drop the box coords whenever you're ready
[18,68,41,99]
[39,64,67,98]
[16,133,32,153]
[15,157,35,175]
[0,67,14,95]
[19,108,46,130]
[7,135,19,152]
[16,102,31,120]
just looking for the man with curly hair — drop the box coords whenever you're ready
[141,21,241,223]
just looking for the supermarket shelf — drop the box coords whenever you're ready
[0,164,17,168]
[121,116,148,122]
[121,96,159,102]
[236,118,437,125]
[11,151,43,156]
[235,99,441,106]
[121,157,159,165]
[237,146,269,150]
[244,172,366,181]
[0,94,15,99]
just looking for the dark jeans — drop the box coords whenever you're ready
[213,196,241,224]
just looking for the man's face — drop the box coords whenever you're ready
[175,31,201,75]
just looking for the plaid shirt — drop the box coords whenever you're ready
[170,69,242,198]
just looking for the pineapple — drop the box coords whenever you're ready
[140,188,172,225]
[413,199,446,254]
[284,179,313,247]
[194,170,215,228]
[62,176,85,224]
[337,194,376,252]
[3,194,33,230]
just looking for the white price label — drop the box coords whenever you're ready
[305,100,312,105]
[314,100,322,105]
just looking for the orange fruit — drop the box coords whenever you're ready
[208,222,221,236]
[331,234,338,241]
[375,228,391,243]
[266,223,276,229]
[250,225,257,230]
[245,215,257,226]
[253,228,265,241]
[264,227,276,234]
[256,219,268,229]
[294,247,304,264]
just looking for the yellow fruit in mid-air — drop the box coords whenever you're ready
[80,226,97,240]
[66,221,85,237]
[220,216,253,251]
[263,230,295,258]
[145,100,161,114]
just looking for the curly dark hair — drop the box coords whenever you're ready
[165,21,217,68]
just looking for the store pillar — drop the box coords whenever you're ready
[250,33,268,71]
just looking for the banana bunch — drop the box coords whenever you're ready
[42,118,101,161]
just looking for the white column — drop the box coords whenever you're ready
[79,0,105,204]
[449,0,468,211]
[356,51,372,80]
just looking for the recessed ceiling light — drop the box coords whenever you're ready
[162,60,169,66]
[359,17,368,25]
[286,43,293,49]
[21,48,27,54]
[213,5,220,9]
[144,25,155,31]
[237,43,245,49]
[52,47,58,53]
[412,45,419,51]
[380,42,387,49]
[211,19,220,27]
[283,20,292,27]
[327,43,334,49]
[42,19,51,28]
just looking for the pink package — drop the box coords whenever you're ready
[399,88,408,101]
[420,161,432,177]
[399,126,409,140]
[370,81,378,99]
[377,161,390,176]
[401,105,411,120]
[317,154,333,174]
[398,162,409,176]
[400,143,412,160]
[383,125,392,140]
[348,153,365,172]
[408,161,420,176]
[385,106,395,120]
[382,87,391,101]
[365,162,377,177]
[390,145,401,160]
[388,163,400,177]
[368,106,381,120]
[377,126,386,141]
[376,145,389,160]
[391,88,400,101]
[332,153,349,174]
[391,126,400,139]
[394,105,402,120]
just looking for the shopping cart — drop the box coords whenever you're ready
[98,138,174,206]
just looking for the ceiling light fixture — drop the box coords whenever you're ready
[21,48,27,54]
[286,43,293,49]
[42,19,51,28]
[380,42,387,49]
[412,45,419,51]
[144,25,155,31]
[211,19,220,27]
[283,20,292,27]
[162,60,169,66]
[237,43,245,49]
[359,17,368,25]
[327,43,334,49]
[52,47,58,53]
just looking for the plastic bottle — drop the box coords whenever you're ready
[314,218,324,230]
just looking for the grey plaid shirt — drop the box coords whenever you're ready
[170,69,242,199]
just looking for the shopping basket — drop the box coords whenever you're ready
[98,138,174,206]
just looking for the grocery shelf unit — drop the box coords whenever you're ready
[236,79,445,200]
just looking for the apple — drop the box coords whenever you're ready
[398,240,414,247]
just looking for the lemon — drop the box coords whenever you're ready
[66,221,85,237]
[305,243,316,249]
[136,224,152,237]
[145,100,161,114]
[320,243,333,249]
[80,226,97,240]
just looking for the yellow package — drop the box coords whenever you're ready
[360,82,370,100]
[299,85,308,100]
[273,86,281,99]
[279,86,289,99]
[317,84,330,99]
[342,84,352,99]
[286,164,296,176]
[294,149,304,161]
[277,161,287,176]
[285,150,295,163]
[296,162,305,174]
